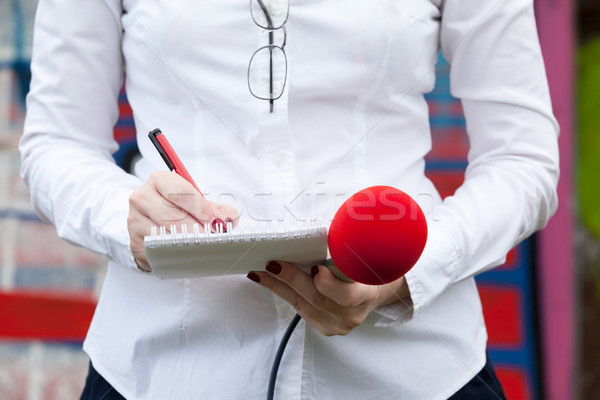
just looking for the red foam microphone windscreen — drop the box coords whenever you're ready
[328,186,428,285]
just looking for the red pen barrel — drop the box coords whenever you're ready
[153,131,203,196]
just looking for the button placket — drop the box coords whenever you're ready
[251,0,294,220]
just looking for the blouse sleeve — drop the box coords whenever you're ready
[19,0,143,268]
[377,0,559,324]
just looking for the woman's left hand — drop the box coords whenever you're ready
[247,261,409,336]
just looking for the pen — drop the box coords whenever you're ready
[149,129,230,232]
[148,128,204,198]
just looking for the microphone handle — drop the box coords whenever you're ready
[322,259,354,283]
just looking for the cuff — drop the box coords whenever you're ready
[94,184,139,270]
[373,296,415,327]
[371,226,461,327]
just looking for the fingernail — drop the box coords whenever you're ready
[311,265,319,278]
[225,217,233,223]
[247,272,261,283]
[266,261,282,275]
[211,218,225,232]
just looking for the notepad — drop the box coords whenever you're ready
[144,222,328,279]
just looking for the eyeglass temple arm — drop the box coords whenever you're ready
[255,0,275,112]
[255,0,274,28]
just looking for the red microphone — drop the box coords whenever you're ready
[327,186,428,285]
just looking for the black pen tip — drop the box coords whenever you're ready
[149,128,162,138]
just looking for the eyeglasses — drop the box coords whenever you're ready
[248,0,289,113]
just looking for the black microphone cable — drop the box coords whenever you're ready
[267,313,302,400]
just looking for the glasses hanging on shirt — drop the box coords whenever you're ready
[248,0,289,113]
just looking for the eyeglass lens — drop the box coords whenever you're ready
[249,0,289,112]
[248,46,287,101]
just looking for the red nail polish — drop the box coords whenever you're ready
[211,218,225,232]
[247,272,261,283]
[266,261,282,275]
[311,265,319,278]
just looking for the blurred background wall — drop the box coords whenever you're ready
[576,0,600,398]
[0,1,106,399]
[0,0,590,399]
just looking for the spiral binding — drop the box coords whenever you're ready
[146,219,325,248]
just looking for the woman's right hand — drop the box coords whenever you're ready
[127,171,239,271]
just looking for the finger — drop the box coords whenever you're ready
[213,204,240,229]
[127,209,155,270]
[266,261,349,315]
[313,265,378,309]
[150,171,217,225]
[247,271,348,336]
[130,186,207,235]
[129,221,210,273]
[128,201,208,270]
[131,183,188,225]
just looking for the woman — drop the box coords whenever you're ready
[20,0,558,398]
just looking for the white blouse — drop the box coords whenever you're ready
[20,0,559,398]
